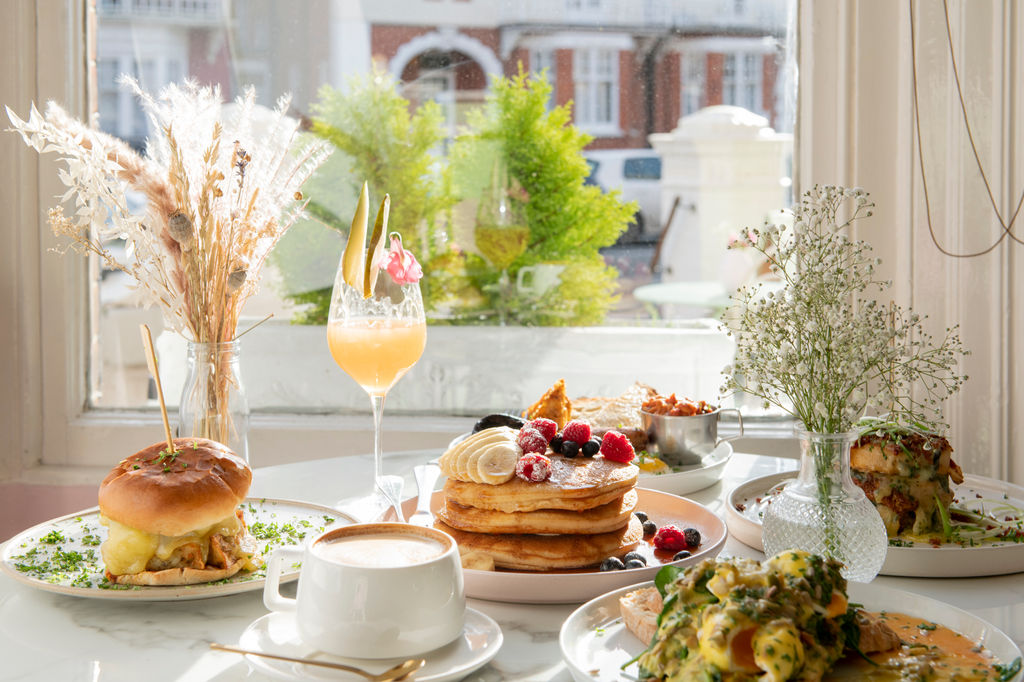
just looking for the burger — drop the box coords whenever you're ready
[98,437,258,586]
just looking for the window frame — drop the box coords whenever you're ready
[572,46,621,137]
[18,0,1014,482]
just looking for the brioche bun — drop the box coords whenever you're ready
[99,437,251,537]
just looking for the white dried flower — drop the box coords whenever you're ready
[720,185,969,433]
[7,79,332,341]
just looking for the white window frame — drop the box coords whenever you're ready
[6,1,1022,484]
[680,51,705,117]
[721,50,764,117]
[572,47,620,136]
[530,48,557,109]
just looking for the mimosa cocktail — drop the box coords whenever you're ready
[327,318,426,395]
[329,186,426,521]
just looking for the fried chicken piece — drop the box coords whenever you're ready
[855,611,901,654]
[145,542,204,571]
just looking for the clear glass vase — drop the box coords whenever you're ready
[762,430,887,582]
[178,340,250,463]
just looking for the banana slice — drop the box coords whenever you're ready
[458,430,510,479]
[476,441,521,485]
[439,427,520,483]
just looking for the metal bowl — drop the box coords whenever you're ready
[641,408,744,466]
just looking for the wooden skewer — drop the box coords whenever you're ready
[139,324,176,453]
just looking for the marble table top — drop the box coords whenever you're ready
[1,450,1021,681]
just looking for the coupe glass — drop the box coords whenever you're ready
[327,261,426,522]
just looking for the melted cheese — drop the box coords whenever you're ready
[99,513,243,576]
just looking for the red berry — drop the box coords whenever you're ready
[653,525,689,553]
[515,453,552,482]
[526,418,558,443]
[599,430,635,463]
[562,420,592,445]
[516,427,548,455]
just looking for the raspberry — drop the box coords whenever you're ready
[562,420,592,444]
[526,418,558,443]
[653,525,689,553]
[600,430,635,463]
[515,453,552,482]
[516,427,548,455]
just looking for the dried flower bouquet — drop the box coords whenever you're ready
[7,79,331,448]
[8,78,330,342]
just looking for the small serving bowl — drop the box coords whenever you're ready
[641,407,744,466]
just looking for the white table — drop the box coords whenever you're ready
[1,451,1022,681]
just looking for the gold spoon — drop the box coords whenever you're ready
[210,643,425,681]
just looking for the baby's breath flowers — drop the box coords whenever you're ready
[721,185,968,435]
[6,78,331,344]
[725,186,969,573]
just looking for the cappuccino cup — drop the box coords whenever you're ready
[263,523,465,659]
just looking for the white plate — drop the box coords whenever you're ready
[560,580,1024,682]
[726,472,1024,578]
[0,498,354,600]
[237,607,502,682]
[403,487,728,604]
[637,442,733,495]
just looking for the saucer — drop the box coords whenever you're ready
[237,607,503,681]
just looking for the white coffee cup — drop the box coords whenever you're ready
[263,522,465,659]
[516,263,565,298]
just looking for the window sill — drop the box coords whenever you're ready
[577,123,624,138]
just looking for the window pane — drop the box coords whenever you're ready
[89,0,795,419]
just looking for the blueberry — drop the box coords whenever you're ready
[581,438,600,457]
[683,528,701,548]
[550,435,563,452]
[624,559,646,570]
[600,557,625,571]
[642,520,658,536]
[672,550,692,561]
[561,440,580,457]
[633,511,649,523]
[623,551,646,565]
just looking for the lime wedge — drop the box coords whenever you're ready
[342,181,369,289]
[363,194,390,298]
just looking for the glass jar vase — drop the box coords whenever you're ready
[178,340,250,462]
[762,430,887,582]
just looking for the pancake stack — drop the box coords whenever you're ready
[434,428,642,571]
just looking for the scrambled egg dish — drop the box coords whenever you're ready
[638,551,849,682]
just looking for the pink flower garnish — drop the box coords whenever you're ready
[385,234,422,284]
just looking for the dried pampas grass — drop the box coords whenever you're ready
[7,78,332,344]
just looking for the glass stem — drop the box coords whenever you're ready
[371,392,386,490]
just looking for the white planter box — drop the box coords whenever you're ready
[158,321,736,415]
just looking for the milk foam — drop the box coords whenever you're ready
[315,533,445,567]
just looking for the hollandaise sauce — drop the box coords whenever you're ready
[829,611,1008,681]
